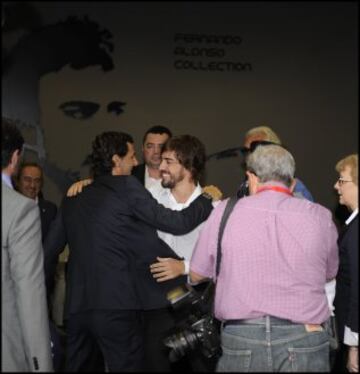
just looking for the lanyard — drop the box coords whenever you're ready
[257,185,293,196]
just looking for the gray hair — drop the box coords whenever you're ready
[246,144,295,187]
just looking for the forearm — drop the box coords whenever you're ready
[189,270,209,283]
[133,193,213,235]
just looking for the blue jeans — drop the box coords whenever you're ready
[216,317,330,372]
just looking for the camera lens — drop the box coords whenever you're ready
[163,330,200,362]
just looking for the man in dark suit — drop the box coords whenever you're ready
[15,162,57,241]
[44,131,213,372]
[132,125,172,188]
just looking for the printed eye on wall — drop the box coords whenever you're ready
[59,101,100,119]
[107,101,126,115]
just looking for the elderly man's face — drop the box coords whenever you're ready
[243,133,267,150]
[17,165,42,200]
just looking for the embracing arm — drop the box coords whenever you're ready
[127,177,213,235]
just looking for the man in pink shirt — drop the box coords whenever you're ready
[190,144,339,372]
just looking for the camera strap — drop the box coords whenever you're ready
[215,195,239,278]
[209,195,239,319]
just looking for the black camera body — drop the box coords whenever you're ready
[163,283,221,362]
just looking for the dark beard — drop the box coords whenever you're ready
[161,178,175,189]
[161,171,185,189]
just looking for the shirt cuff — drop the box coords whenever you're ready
[183,260,190,275]
[344,326,359,346]
[325,279,336,316]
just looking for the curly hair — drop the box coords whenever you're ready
[89,131,134,178]
[162,135,206,184]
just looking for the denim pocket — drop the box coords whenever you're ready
[216,348,252,372]
[288,341,330,372]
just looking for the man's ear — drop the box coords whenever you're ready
[246,171,258,195]
[112,154,121,166]
[10,149,20,170]
[289,178,297,193]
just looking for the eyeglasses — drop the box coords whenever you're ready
[337,178,353,186]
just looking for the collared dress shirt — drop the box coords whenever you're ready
[144,165,162,190]
[190,182,339,324]
[2,173,13,189]
[149,183,203,274]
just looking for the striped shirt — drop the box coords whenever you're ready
[190,183,339,324]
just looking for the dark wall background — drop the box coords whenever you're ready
[2,1,358,214]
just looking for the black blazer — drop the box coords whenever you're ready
[38,198,57,242]
[334,215,358,341]
[131,163,146,185]
[44,175,213,319]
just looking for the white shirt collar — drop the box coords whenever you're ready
[162,183,202,207]
[2,173,13,189]
[144,165,162,190]
[346,208,358,225]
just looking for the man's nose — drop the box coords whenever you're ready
[153,145,162,154]
[159,160,167,171]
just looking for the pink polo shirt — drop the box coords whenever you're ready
[190,185,339,324]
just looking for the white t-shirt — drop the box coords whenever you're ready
[148,183,204,274]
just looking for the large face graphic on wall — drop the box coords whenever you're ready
[2,15,124,201]
[39,65,126,182]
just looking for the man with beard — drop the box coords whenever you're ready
[148,135,218,372]
[44,131,214,371]
[65,134,220,371]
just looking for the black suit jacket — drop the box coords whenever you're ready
[334,215,358,341]
[44,175,213,319]
[38,198,57,242]
[131,163,146,185]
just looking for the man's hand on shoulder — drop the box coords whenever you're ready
[202,184,223,202]
[150,257,185,282]
[67,178,93,197]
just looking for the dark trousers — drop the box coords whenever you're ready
[49,319,65,372]
[65,310,144,372]
[142,308,176,372]
[332,341,350,372]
